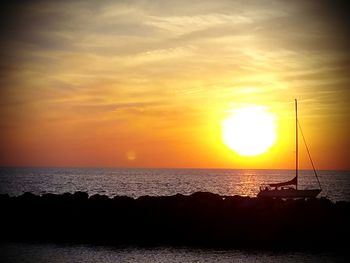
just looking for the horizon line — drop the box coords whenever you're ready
[0,165,349,172]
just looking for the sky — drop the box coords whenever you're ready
[0,0,349,169]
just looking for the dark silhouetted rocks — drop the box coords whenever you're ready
[0,191,349,248]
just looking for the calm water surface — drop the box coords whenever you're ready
[0,243,347,263]
[0,168,349,202]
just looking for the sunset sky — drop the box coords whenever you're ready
[0,0,349,169]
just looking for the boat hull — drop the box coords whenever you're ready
[257,188,321,199]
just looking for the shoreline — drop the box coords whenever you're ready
[1,192,349,249]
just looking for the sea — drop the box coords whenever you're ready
[0,167,349,202]
[0,167,349,262]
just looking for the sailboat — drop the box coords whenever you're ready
[257,99,322,198]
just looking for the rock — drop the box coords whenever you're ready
[0,191,349,249]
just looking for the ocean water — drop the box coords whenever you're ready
[1,167,349,262]
[0,243,347,263]
[0,168,349,202]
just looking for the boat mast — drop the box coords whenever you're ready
[295,99,298,190]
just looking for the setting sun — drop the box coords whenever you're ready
[222,107,276,156]
[0,0,349,170]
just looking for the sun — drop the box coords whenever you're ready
[222,106,276,156]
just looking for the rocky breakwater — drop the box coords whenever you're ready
[0,192,349,248]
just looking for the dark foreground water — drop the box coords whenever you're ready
[0,168,349,202]
[0,243,348,263]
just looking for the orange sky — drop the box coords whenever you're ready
[0,0,349,169]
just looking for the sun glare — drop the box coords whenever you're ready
[222,107,276,156]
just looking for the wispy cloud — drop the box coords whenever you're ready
[0,0,349,168]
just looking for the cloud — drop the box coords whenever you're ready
[0,0,349,168]
[70,101,163,114]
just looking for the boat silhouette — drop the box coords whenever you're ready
[257,99,322,198]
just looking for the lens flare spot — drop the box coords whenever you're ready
[126,150,136,161]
